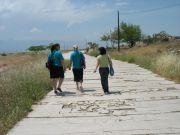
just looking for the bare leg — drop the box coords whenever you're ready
[52,79,57,90]
[76,82,79,90]
[57,78,64,89]
[79,81,83,91]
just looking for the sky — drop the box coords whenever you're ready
[0,0,180,52]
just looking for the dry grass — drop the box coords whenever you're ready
[109,41,180,83]
[0,51,72,135]
[88,41,180,83]
[112,41,180,57]
[153,53,180,81]
[0,56,51,135]
[0,53,41,69]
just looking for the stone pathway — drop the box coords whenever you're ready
[7,54,180,135]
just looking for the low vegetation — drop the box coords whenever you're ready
[0,56,51,135]
[0,52,70,135]
[0,53,42,69]
[88,41,180,83]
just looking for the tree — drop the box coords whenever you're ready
[153,31,171,42]
[88,42,99,50]
[120,22,141,48]
[101,34,110,48]
[110,27,122,43]
[141,34,154,45]
[28,45,46,52]
[100,22,142,48]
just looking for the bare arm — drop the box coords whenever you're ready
[61,60,65,71]
[69,60,72,70]
[108,55,113,67]
[94,59,100,72]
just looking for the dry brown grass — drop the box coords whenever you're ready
[0,53,42,70]
[114,41,180,57]
[107,41,180,83]
[88,41,180,83]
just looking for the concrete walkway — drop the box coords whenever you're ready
[8,54,180,135]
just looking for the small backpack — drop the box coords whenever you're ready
[79,52,86,69]
[46,53,54,69]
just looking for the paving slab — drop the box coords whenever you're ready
[7,53,180,135]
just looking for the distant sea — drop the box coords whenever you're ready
[0,40,97,53]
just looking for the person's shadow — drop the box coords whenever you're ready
[110,91,121,95]
[57,91,76,97]
[83,89,96,93]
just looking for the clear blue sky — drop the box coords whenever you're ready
[0,0,180,42]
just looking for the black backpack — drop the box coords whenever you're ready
[46,53,54,69]
[79,52,86,69]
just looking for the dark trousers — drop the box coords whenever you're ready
[73,68,83,82]
[99,67,109,93]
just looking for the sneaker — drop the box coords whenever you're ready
[57,88,62,93]
[54,90,59,95]
[104,92,110,95]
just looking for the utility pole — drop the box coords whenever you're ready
[117,10,120,52]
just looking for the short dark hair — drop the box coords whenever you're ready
[51,43,60,52]
[99,47,106,55]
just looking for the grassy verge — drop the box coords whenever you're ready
[0,56,46,135]
[0,55,71,135]
[87,41,180,83]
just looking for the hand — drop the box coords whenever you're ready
[63,67,66,72]
[93,69,97,73]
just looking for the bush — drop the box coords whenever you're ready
[0,57,51,135]
[1,53,7,56]
[88,49,99,57]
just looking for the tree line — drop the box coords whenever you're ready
[100,22,173,49]
[27,43,53,52]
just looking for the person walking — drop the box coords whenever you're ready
[94,47,113,95]
[69,45,86,94]
[47,43,65,95]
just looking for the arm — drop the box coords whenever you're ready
[108,55,113,67]
[60,60,66,71]
[82,53,86,69]
[58,52,65,71]
[69,60,72,70]
[94,59,100,73]
[84,60,86,69]
[69,53,73,70]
